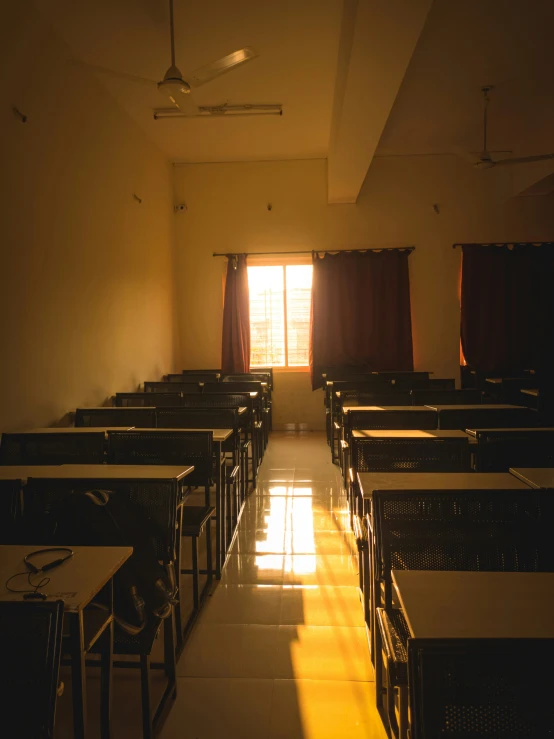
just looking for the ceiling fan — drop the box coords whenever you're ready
[375,87,554,169]
[471,86,554,169]
[78,0,259,117]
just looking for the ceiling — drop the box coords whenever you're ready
[39,0,554,199]
[42,0,343,163]
[375,0,554,160]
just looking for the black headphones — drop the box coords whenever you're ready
[5,548,75,600]
[24,547,74,574]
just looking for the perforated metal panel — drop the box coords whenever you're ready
[437,407,539,430]
[144,382,202,394]
[340,391,413,407]
[409,640,554,738]
[348,409,437,431]
[0,479,21,542]
[0,601,64,738]
[107,431,213,486]
[0,432,105,465]
[411,389,482,405]
[204,382,263,394]
[75,408,156,428]
[476,432,554,472]
[24,477,179,561]
[375,491,553,584]
[115,392,182,407]
[351,438,471,473]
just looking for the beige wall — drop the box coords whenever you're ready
[0,7,177,431]
[173,157,553,430]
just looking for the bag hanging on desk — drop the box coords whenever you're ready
[51,489,177,635]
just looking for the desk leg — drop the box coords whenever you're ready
[100,617,113,739]
[70,611,87,739]
[251,418,257,487]
[214,442,222,579]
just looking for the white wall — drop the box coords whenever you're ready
[173,157,553,430]
[0,7,178,430]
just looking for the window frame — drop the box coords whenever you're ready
[247,255,312,372]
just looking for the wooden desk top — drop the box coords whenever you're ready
[28,464,194,481]
[393,570,554,639]
[0,545,132,613]
[510,468,554,489]
[485,377,503,384]
[23,427,135,433]
[521,388,539,397]
[358,471,530,499]
[352,429,469,440]
[343,404,432,413]
[0,466,62,481]
[77,406,156,411]
[467,427,554,437]
[425,404,523,411]
[109,428,233,442]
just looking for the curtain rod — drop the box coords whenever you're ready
[213,247,415,257]
[452,242,553,249]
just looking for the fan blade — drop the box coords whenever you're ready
[70,60,157,86]
[157,79,198,116]
[174,91,198,117]
[492,153,554,167]
[187,47,258,88]
[374,152,455,158]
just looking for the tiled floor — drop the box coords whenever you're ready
[55,432,385,738]
[161,431,385,739]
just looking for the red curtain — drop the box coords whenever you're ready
[221,254,250,374]
[460,243,554,375]
[310,249,414,389]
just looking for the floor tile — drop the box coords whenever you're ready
[159,677,274,739]
[267,679,387,739]
[274,625,373,681]
[176,623,371,682]
[222,553,286,585]
[280,553,359,586]
[280,586,364,627]
[177,624,281,679]
[166,432,384,739]
[201,584,282,625]
[231,527,349,555]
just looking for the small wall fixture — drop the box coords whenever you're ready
[13,106,27,123]
[133,193,142,204]
[432,203,440,214]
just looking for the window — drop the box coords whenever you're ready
[248,264,313,368]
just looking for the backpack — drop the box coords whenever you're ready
[49,489,178,635]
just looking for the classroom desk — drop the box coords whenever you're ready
[75,407,156,412]
[521,388,539,397]
[510,467,554,489]
[466,426,554,437]
[392,569,554,639]
[342,404,423,412]
[125,428,233,443]
[424,403,538,430]
[29,464,194,480]
[28,427,135,433]
[0,544,132,739]
[358,470,530,512]
[75,407,157,428]
[107,429,233,576]
[352,429,471,439]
